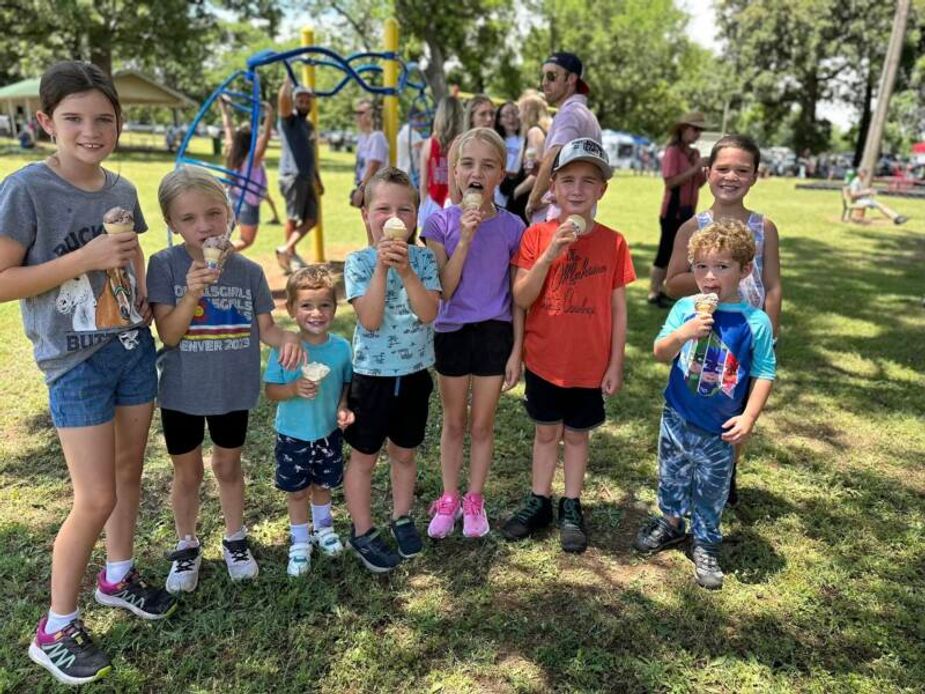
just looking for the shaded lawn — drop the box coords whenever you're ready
[1,146,924,692]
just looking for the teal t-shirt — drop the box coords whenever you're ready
[264,335,352,441]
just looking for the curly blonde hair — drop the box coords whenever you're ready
[688,218,756,267]
[286,264,336,307]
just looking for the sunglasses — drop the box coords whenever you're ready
[542,71,562,83]
[354,109,370,116]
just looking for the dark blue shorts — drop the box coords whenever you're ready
[48,328,157,428]
[274,429,345,492]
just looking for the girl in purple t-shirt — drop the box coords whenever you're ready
[421,128,526,540]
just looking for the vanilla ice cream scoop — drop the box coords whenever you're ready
[693,292,719,315]
[382,216,407,240]
[300,362,330,383]
[103,207,134,234]
[462,189,483,212]
[567,215,587,235]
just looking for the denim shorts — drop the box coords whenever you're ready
[48,328,157,428]
[235,199,260,226]
[274,429,345,492]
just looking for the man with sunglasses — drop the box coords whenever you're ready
[525,52,602,223]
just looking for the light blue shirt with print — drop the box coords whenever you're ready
[344,245,441,376]
[264,335,352,442]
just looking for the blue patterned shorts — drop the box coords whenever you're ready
[657,405,734,546]
[274,429,344,492]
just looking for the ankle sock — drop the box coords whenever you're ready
[45,608,79,635]
[311,503,333,530]
[290,522,311,544]
[177,535,200,551]
[105,558,134,584]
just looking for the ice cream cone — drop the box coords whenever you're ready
[202,236,225,271]
[693,292,719,316]
[567,215,587,235]
[103,206,134,234]
[462,190,482,212]
[300,362,330,383]
[382,216,407,240]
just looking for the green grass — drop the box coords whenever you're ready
[1,143,924,693]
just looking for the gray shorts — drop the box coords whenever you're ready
[279,174,317,226]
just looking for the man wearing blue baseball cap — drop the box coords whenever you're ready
[526,52,602,223]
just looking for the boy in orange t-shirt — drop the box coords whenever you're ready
[501,138,635,553]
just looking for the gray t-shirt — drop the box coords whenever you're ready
[278,114,316,178]
[147,245,275,415]
[0,162,148,383]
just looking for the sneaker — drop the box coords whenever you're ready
[390,515,423,558]
[290,251,308,269]
[222,537,259,581]
[427,493,461,539]
[894,215,908,225]
[349,526,401,573]
[558,497,588,553]
[275,246,292,272]
[94,568,177,620]
[28,617,112,686]
[165,544,202,594]
[633,516,687,554]
[287,542,312,577]
[500,493,553,541]
[692,543,724,589]
[311,526,344,557]
[462,492,490,538]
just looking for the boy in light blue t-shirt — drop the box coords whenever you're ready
[264,266,354,577]
[634,219,776,590]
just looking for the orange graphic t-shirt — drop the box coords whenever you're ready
[512,220,636,388]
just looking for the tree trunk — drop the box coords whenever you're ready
[89,44,112,77]
[423,38,448,101]
[853,65,874,167]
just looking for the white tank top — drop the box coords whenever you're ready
[696,210,766,309]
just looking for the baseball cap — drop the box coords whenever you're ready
[544,52,590,95]
[292,85,314,97]
[552,138,612,180]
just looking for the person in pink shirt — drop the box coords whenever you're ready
[648,111,710,307]
[525,52,602,224]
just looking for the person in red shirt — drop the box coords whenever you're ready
[648,111,710,307]
[501,138,635,553]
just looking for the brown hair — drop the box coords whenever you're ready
[364,166,420,209]
[688,218,756,267]
[708,134,761,172]
[286,265,336,306]
[465,94,495,128]
[40,61,122,131]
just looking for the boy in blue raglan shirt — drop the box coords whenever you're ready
[634,218,775,589]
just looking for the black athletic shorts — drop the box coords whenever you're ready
[434,320,513,377]
[522,368,604,431]
[343,369,433,454]
[160,408,249,456]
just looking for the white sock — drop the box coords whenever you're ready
[225,527,247,542]
[311,503,333,530]
[290,522,311,544]
[45,608,79,635]
[105,558,134,584]
[177,535,199,550]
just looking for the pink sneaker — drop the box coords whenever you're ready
[427,493,461,539]
[462,492,490,538]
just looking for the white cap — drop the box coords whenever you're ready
[553,138,612,180]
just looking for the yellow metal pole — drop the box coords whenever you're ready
[301,26,325,262]
[383,18,399,166]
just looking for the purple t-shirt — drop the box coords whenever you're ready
[421,205,526,332]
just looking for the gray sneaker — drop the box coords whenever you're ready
[692,543,724,589]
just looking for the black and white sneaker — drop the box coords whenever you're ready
[633,516,687,554]
[29,617,112,686]
[692,543,724,589]
[222,537,259,581]
[349,526,401,573]
[95,568,177,619]
[165,544,202,594]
